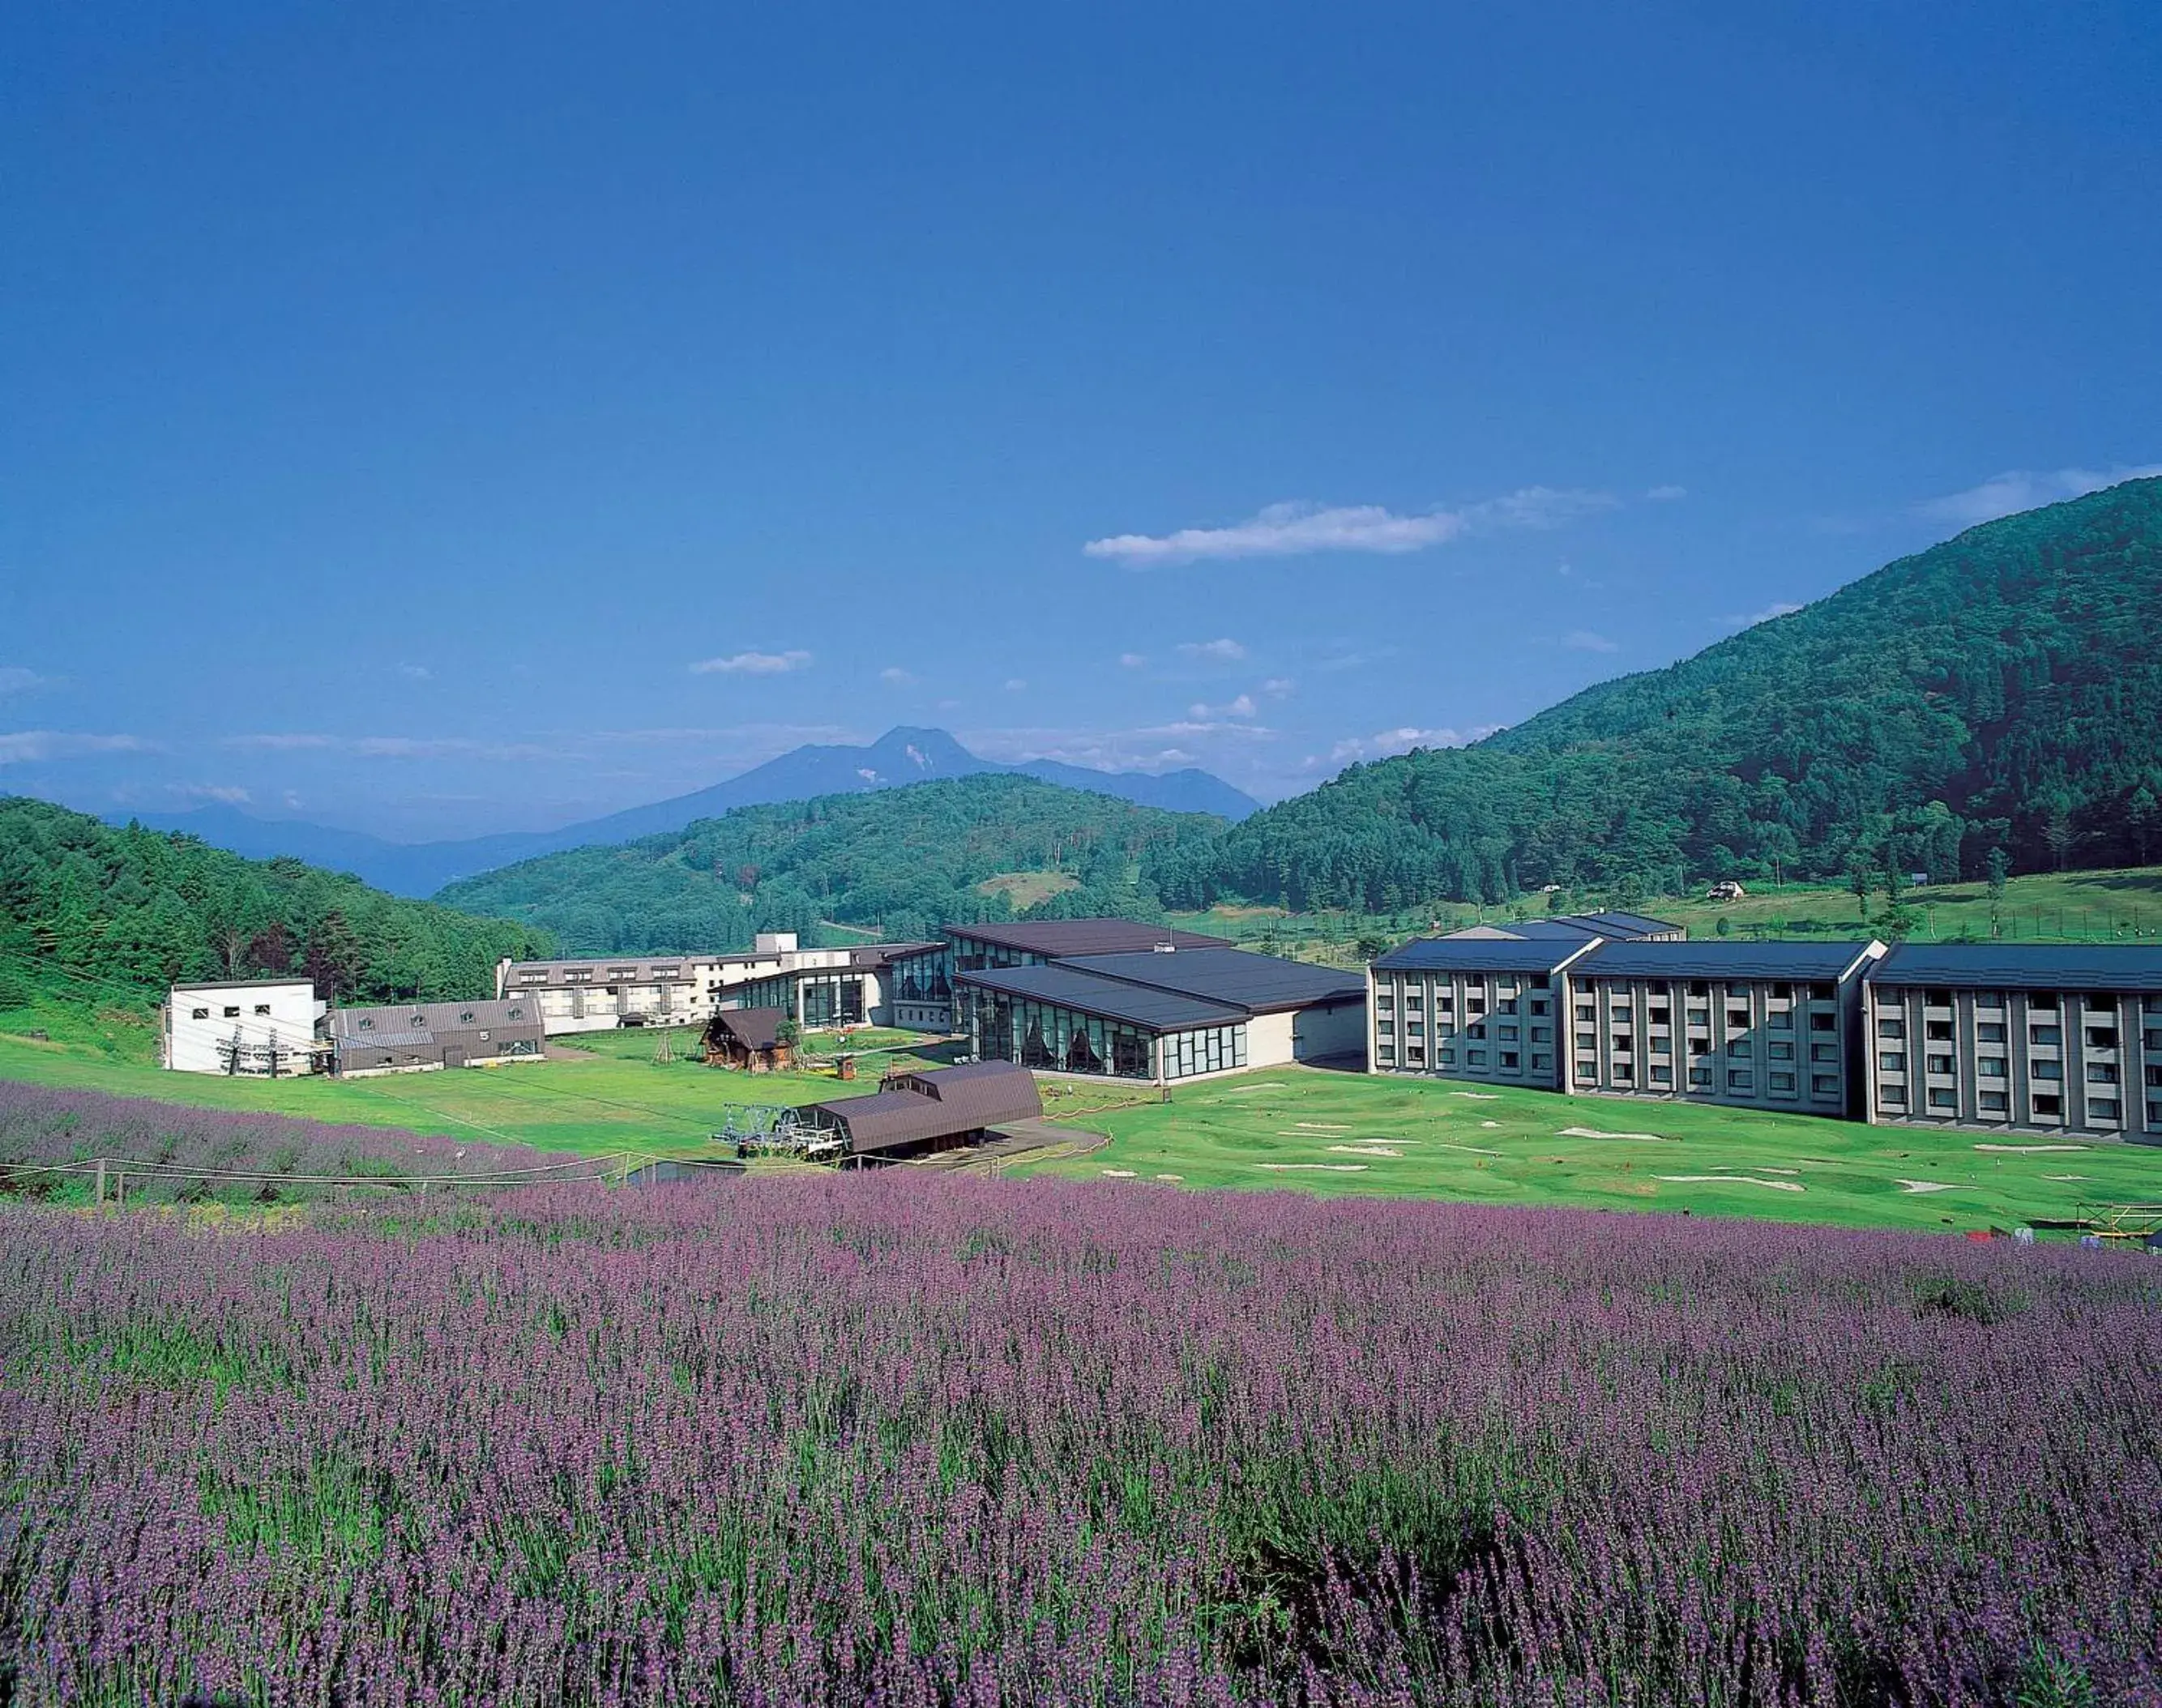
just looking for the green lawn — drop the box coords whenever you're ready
[0,1029,951,1160]
[1012,1065,2160,1234]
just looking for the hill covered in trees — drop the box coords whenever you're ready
[1150,476,2162,912]
[435,775,1221,954]
[0,797,551,1010]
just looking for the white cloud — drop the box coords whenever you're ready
[1118,652,1147,668]
[1324,727,1474,765]
[282,790,303,809]
[224,732,338,751]
[1645,484,1688,502]
[1562,630,1620,653]
[0,731,152,765]
[396,664,433,681]
[1187,694,1259,720]
[1003,678,1027,692]
[1721,600,1804,628]
[171,783,251,805]
[690,649,814,676]
[1085,486,1616,566]
[1918,464,2162,528]
[879,667,917,687]
[1177,638,1247,662]
[0,667,57,695]
[1261,678,1296,698]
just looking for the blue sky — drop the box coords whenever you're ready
[3,0,2158,838]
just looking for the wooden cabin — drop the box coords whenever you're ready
[703,1007,793,1072]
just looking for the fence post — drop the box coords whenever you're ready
[95,1159,106,1205]
[114,1170,124,1208]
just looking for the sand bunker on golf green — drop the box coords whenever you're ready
[1560,1126,1673,1142]
[1656,1174,1805,1192]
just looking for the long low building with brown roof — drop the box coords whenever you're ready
[803,1061,1044,1157]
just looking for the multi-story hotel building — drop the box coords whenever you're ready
[1863,944,2162,1139]
[1367,936,1599,1087]
[1564,939,1883,1118]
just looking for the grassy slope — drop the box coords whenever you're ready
[1013,1066,2159,1235]
[1164,864,2162,970]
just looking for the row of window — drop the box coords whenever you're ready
[1882,989,2162,1013]
[1879,1084,2131,1122]
[1879,1018,2134,1048]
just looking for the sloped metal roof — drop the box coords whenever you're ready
[1579,940,1882,982]
[1374,937,1605,976]
[1060,947,1365,1014]
[957,963,1246,1030]
[1868,942,2162,993]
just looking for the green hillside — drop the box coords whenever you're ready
[0,796,552,1020]
[434,773,1223,954]
[1152,476,2162,912]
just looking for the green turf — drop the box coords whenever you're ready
[1011,1065,2160,1234]
[0,1029,946,1160]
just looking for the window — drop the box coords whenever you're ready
[1375,993,1395,1010]
[1727,1037,1751,1056]
[1811,1043,1839,1062]
[2032,993,2059,1011]
[1611,1031,1632,1053]
[1977,1022,2004,1043]
[1809,984,1834,1001]
[1979,1057,2007,1078]
[1466,1049,1486,1066]
[1649,1035,1672,1055]
[1727,1069,1753,1091]
[1433,996,1451,1013]
[1769,1010,1793,1031]
[1979,1090,2008,1112]
[1408,1021,1426,1038]
[1810,1013,1836,1031]
[1406,993,1425,1011]
[1926,1053,1955,1075]
[2032,1059,2062,1081]
[1648,1006,1671,1025]
[2086,1027,2119,1049]
[1408,1045,1425,1064]
[2087,1064,2119,1084]
[1688,982,1709,998]
[1689,1038,1711,1055]
[222,1006,240,1018]
[190,1007,209,1020]
[1768,1040,1793,1060]
[1378,1020,1395,1036]
[1529,1052,1553,1074]
[1649,1065,1672,1085]
[1880,1083,1908,1105]
[1727,1008,1750,1031]
[2090,1098,2121,1121]
[2031,1025,2062,1046]
[1976,991,2004,1010]
[2085,993,2117,1012]
[1529,998,1549,1016]
[1769,1072,1796,1091]
[1611,1002,1632,1020]
[1812,1074,1840,1096]
[1577,1031,1596,1051]
[1608,1059,1634,1082]
[1530,1025,1552,1044]
[1926,1020,1952,1041]
[2033,1093,2062,1117]
[1498,1023,1519,1041]
[1575,1003,1596,1022]
[1771,984,1792,1001]
[1688,1065,1713,1087]
[253,1004,271,1016]
[1925,988,1953,1008]
[1500,1052,1519,1070]
[1878,1018,1905,1039]
[1927,1087,1957,1109]
[1576,1062,1597,1082]
[1463,1023,1480,1040]
[1687,1008,1710,1027]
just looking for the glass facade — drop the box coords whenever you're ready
[950,933,1049,974]
[887,946,952,1004]
[737,971,865,1027]
[958,984,1246,1081]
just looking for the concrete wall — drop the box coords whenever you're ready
[1292,998,1367,1064]
[1367,967,1566,1089]
[1865,983,2162,1141]
[1246,1010,1297,1070]
[165,981,321,1074]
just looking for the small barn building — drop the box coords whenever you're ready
[327,998,546,1076]
[703,1007,795,1072]
[804,1061,1043,1159]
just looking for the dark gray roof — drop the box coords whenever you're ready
[945,918,1234,958]
[1374,937,1604,976]
[1579,940,1882,981]
[1443,918,1604,941]
[707,1006,787,1049]
[956,963,1246,1031]
[328,997,544,1044]
[1061,948,1365,1014]
[170,976,318,993]
[1868,943,2162,993]
[1572,911,1685,937]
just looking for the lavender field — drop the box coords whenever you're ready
[0,1080,574,1202]
[2,1178,2158,1706]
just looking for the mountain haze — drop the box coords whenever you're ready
[118,728,1258,897]
[1152,477,2162,912]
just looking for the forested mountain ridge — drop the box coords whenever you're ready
[1150,476,2162,912]
[0,797,553,1009]
[434,774,1221,954]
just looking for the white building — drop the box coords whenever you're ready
[163,979,326,1075]
[495,933,947,1036]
